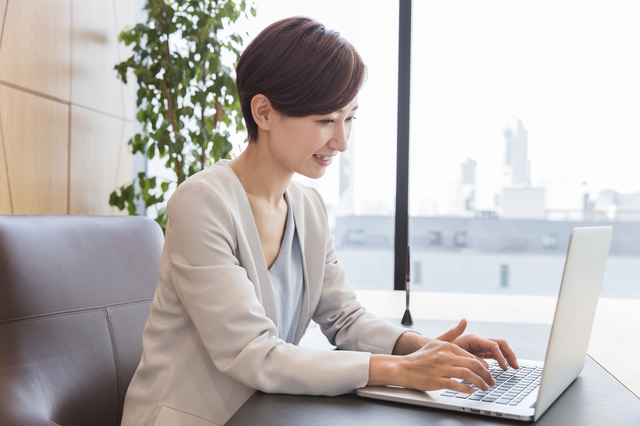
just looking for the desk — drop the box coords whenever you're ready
[355,290,640,398]
[227,291,640,425]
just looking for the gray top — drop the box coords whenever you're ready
[268,192,304,343]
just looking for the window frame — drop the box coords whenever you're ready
[393,0,412,290]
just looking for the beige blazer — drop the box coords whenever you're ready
[121,160,408,426]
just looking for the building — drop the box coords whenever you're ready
[334,214,640,297]
[499,118,545,219]
[592,189,640,222]
[503,117,531,186]
[461,158,476,214]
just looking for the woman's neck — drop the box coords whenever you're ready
[229,141,293,208]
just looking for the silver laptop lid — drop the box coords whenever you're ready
[535,226,612,421]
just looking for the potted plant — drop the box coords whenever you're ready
[110,0,255,231]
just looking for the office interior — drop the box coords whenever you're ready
[0,1,639,425]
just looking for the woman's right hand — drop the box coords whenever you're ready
[395,338,495,393]
[368,325,497,393]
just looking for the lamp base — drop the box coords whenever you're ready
[401,309,413,326]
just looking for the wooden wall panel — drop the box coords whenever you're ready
[0,0,135,216]
[69,106,124,215]
[0,85,69,214]
[0,112,12,214]
[0,0,8,41]
[111,120,133,215]
[71,0,127,119]
[0,0,71,101]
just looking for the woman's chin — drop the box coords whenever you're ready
[298,168,326,180]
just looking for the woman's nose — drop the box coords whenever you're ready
[330,124,349,152]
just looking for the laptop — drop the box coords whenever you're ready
[357,226,613,421]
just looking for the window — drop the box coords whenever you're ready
[413,261,422,284]
[428,231,442,246]
[500,264,509,288]
[542,233,559,250]
[149,2,640,299]
[409,1,640,298]
[345,229,367,245]
[454,231,467,248]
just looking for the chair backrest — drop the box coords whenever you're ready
[0,215,163,426]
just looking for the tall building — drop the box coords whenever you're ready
[462,157,476,185]
[448,158,477,217]
[499,118,545,219]
[503,117,531,186]
[461,158,476,213]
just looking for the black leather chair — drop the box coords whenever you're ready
[0,215,164,426]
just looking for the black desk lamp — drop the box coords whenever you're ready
[401,246,413,325]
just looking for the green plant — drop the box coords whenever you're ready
[110,0,255,231]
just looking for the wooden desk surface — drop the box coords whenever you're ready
[354,290,640,398]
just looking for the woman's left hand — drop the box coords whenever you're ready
[437,319,520,371]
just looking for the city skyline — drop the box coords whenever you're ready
[337,116,640,221]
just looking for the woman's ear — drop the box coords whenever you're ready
[251,94,273,132]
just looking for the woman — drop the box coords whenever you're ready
[121,16,519,426]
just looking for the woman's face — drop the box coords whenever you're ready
[268,97,358,179]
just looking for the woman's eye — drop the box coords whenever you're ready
[320,116,356,125]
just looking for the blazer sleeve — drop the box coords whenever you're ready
[310,188,411,354]
[164,179,370,396]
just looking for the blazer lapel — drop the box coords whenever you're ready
[288,184,317,344]
[223,165,278,328]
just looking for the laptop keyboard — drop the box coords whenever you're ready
[440,362,542,406]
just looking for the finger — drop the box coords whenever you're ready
[461,337,510,370]
[449,367,491,392]
[449,340,485,361]
[437,318,468,343]
[475,354,489,369]
[439,378,477,394]
[498,340,520,369]
[489,339,520,370]
[450,352,496,386]
[484,341,509,370]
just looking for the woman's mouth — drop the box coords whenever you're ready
[313,154,333,166]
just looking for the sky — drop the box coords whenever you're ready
[230,0,640,215]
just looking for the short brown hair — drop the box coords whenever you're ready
[236,16,365,142]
